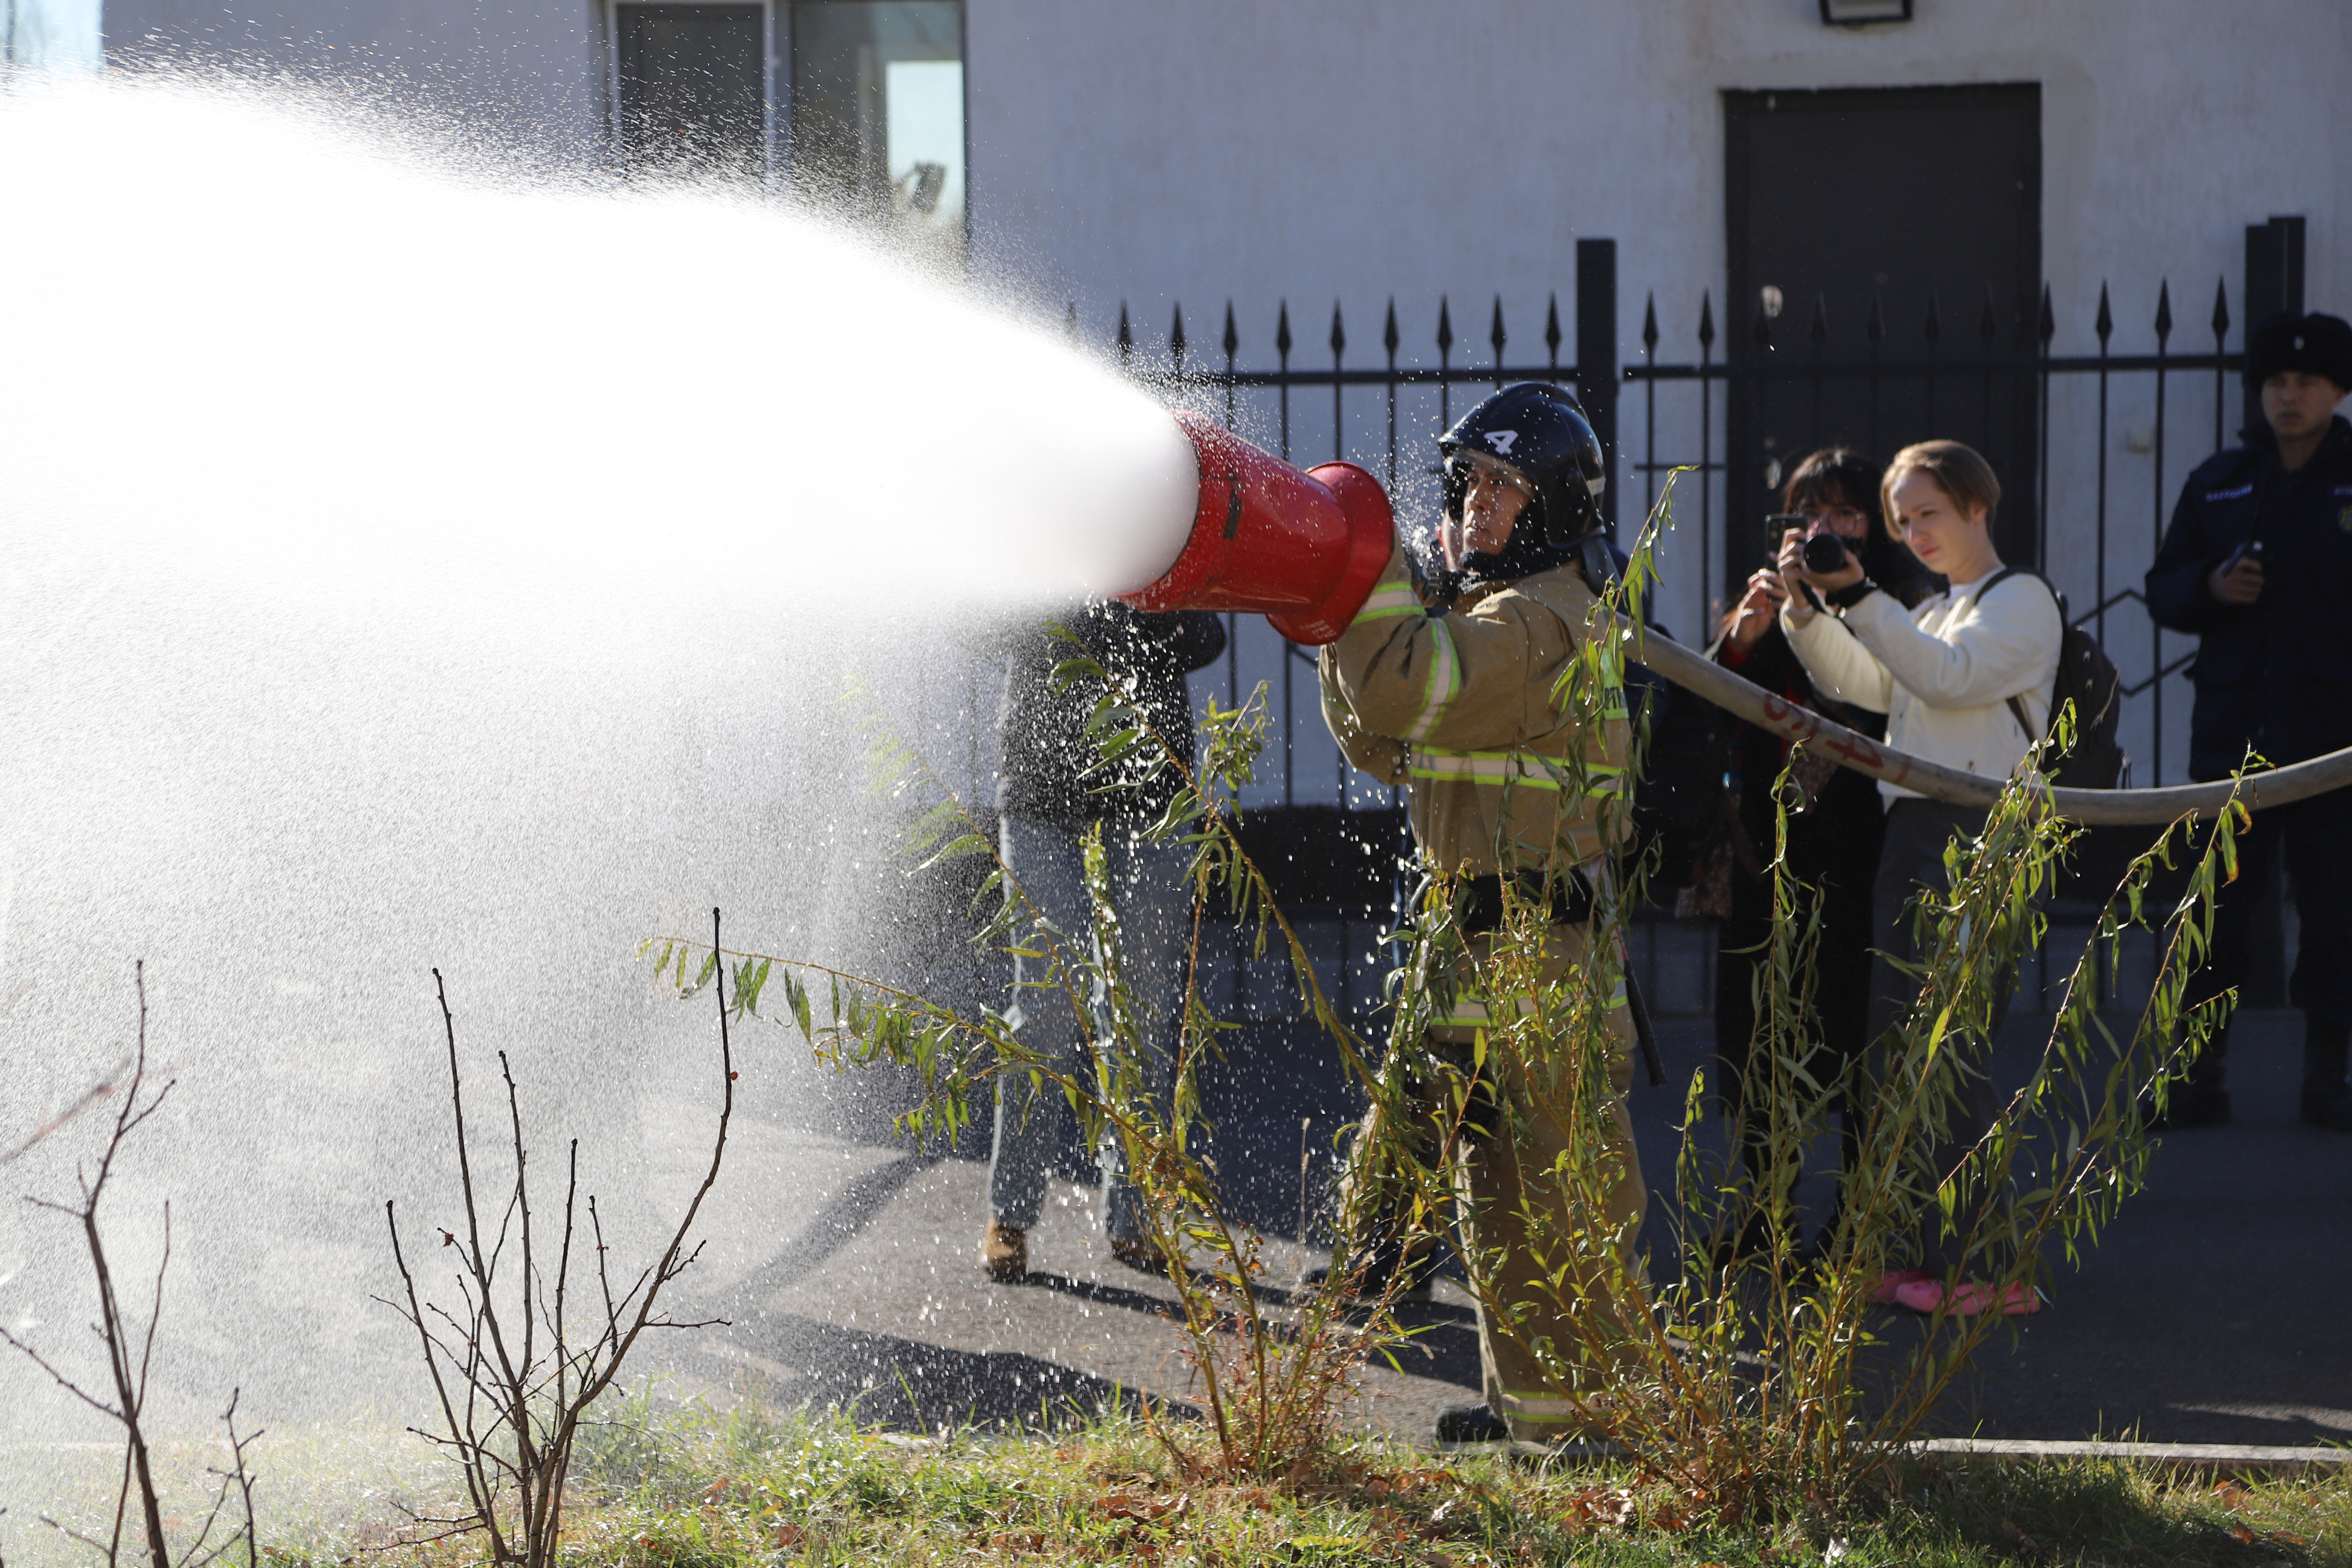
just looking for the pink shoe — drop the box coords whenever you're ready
[1867,1269,1934,1305]
[1892,1278,2040,1316]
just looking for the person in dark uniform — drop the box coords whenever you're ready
[981,601,1228,1278]
[2144,309,2352,1132]
[1700,448,1926,1257]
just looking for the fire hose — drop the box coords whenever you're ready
[1607,614,2352,826]
[1112,408,2352,828]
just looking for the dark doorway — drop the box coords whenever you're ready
[614,3,768,176]
[1723,84,2041,593]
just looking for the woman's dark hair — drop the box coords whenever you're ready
[1781,446,1881,525]
[1784,445,1928,603]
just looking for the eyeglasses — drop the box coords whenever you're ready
[1795,503,1869,529]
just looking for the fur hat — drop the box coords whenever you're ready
[2244,310,2352,391]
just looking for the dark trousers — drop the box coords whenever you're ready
[1713,787,1883,1210]
[1863,798,2014,1275]
[2186,785,2352,1086]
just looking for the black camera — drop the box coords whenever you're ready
[1801,532,1852,575]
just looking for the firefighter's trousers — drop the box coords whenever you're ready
[1373,918,1648,1443]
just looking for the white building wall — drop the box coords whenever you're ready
[101,0,606,139]
[967,0,2348,351]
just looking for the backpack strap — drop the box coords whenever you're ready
[1977,567,2060,741]
[1978,564,2070,618]
[2005,693,2035,740]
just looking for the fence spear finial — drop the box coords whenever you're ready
[1546,292,1564,370]
[1697,291,1715,354]
[1383,298,1400,362]
[1275,299,1293,363]
[2095,282,2113,349]
[1489,295,1507,362]
[1222,300,1240,362]
[1640,292,1658,356]
[1117,301,1133,364]
[2210,277,2230,345]
[2038,283,2056,351]
[1436,295,1454,356]
[1170,302,1187,371]
[2153,280,2173,349]
[1923,285,1942,346]
[1329,299,1346,359]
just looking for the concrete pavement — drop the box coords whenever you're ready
[657,1006,2352,1446]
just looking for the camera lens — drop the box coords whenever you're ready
[1801,533,1849,575]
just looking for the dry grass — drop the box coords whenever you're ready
[227,1395,2352,1568]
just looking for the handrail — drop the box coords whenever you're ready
[1618,620,2346,826]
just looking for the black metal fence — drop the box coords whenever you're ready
[1629,271,2242,788]
[1096,223,2320,830]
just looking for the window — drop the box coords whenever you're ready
[605,0,965,261]
[789,1,965,257]
[5,0,102,67]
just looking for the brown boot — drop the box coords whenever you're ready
[981,1219,1028,1281]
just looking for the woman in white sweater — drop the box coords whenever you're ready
[1776,439,2063,1318]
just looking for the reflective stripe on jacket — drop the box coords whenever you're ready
[1317,545,1631,877]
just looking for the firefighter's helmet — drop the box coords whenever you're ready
[1438,383,1606,572]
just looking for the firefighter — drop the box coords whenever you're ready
[1318,383,1642,1447]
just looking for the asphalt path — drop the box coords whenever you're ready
[657,1004,2352,1447]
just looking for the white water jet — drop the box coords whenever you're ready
[0,74,1198,1520]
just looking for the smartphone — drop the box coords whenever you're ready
[2221,539,2265,572]
[1765,514,1806,562]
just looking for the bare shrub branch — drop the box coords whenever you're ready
[0,962,260,1568]
[382,911,735,1568]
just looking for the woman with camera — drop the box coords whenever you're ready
[1703,448,1923,1266]
[1776,439,2063,1317]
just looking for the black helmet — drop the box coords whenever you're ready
[1437,383,1606,582]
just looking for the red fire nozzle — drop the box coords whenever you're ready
[1116,409,1395,646]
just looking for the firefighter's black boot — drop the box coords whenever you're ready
[1435,1403,1510,1445]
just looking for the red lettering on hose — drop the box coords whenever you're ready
[1824,733,1882,770]
[1759,694,1821,741]
[1757,692,1903,781]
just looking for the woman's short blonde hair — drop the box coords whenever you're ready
[1881,439,2000,540]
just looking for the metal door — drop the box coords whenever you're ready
[1723,84,2041,595]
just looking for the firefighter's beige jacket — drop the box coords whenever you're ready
[1317,545,1630,877]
